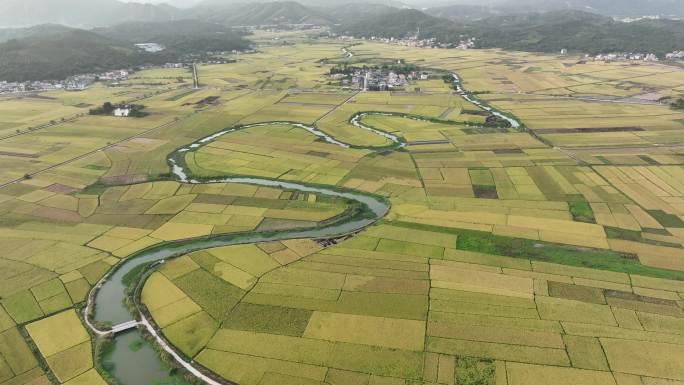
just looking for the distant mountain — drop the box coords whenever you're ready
[0,0,404,29]
[94,19,251,52]
[0,27,163,81]
[450,10,684,55]
[426,0,684,20]
[339,8,684,56]
[188,1,334,26]
[318,3,399,24]
[0,0,181,28]
[192,0,407,8]
[518,0,684,18]
[0,24,76,43]
[164,0,204,8]
[336,9,452,38]
[425,5,499,21]
[0,19,251,81]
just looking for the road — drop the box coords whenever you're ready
[192,63,200,89]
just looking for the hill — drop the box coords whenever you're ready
[338,9,684,56]
[0,20,251,81]
[188,1,334,26]
[454,11,684,55]
[0,0,181,28]
[0,24,76,44]
[0,28,164,81]
[426,5,499,22]
[318,3,399,24]
[336,9,452,38]
[425,0,684,20]
[94,20,250,53]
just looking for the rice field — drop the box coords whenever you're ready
[2,35,684,385]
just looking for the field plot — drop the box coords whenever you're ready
[0,97,82,137]
[46,83,146,107]
[483,94,684,134]
[122,67,192,86]
[0,323,46,385]
[25,310,106,383]
[144,221,684,385]
[200,44,347,89]
[187,123,369,183]
[0,178,348,316]
[0,99,185,185]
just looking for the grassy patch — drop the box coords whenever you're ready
[222,303,312,337]
[173,270,244,321]
[568,199,596,224]
[390,221,684,281]
[455,356,496,385]
[605,227,681,248]
[128,339,145,352]
[648,210,684,228]
[473,185,498,199]
[122,262,153,290]
[1,291,43,324]
[163,311,217,358]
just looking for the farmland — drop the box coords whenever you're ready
[1,33,684,385]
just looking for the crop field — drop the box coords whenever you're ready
[142,222,684,385]
[25,310,97,383]
[2,34,684,385]
[0,97,82,137]
[122,67,192,86]
[199,44,348,90]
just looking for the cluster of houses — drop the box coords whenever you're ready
[666,51,684,60]
[336,69,430,91]
[0,69,131,95]
[592,53,659,62]
[336,35,474,50]
[0,81,49,93]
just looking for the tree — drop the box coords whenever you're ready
[671,98,684,110]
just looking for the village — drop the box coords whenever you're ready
[591,52,660,62]
[0,69,132,94]
[0,63,194,95]
[336,34,476,50]
[330,64,433,91]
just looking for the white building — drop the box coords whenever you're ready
[114,108,131,117]
[135,43,165,53]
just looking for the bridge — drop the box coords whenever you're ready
[110,320,141,335]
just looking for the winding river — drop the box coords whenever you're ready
[85,76,520,385]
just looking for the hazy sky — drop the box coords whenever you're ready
[119,0,473,4]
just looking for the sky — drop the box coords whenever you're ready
[119,0,468,4]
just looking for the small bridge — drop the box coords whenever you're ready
[110,320,141,335]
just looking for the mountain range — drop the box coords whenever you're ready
[0,21,249,81]
[4,0,684,29]
[0,0,180,28]
[3,0,684,82]
[0,0,402,28]
[338,8,684,56]
[426,0,684,21]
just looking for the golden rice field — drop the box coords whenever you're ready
[1,34,684,385]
